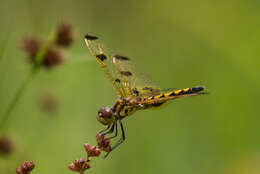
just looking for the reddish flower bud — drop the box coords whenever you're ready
[96,133,110,147]
[102,144,112,152]
[96,133,104,142]
[84,143,101,157]
[84,143,91,153]
[94,147,101,156]
[68,158,90,173]
[16,161,35,174]
[68,163,77,171]
[96,133,112,153]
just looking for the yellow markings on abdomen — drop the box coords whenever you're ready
[164,89,185,97]
[165,86,205,97]
[137,86,205,104]
[183,88,190,92]
[147,96,154,101]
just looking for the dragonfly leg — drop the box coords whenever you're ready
[104,120,125,158]
[103,123,115,136]
[107,121,118,139]
[99,125,111,134]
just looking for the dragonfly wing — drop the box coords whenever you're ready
[112,54,164,98]
[85,34,127,97]
[85,34,179,99]
[85,34,166,98]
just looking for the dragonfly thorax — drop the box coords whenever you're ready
[113,98,137,118]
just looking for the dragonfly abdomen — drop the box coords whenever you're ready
[164,86,205,97]
[138,86,205,105]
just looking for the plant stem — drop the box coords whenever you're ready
[0,30,55,133]
[0,67,39,132]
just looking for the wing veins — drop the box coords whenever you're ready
[84,38,125,97]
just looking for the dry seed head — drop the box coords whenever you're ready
[56,22,74,47]
[43,45,64,68]
[21,37,42,60]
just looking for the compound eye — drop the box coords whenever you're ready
[98,107,112,119]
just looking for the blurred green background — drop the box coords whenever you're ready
[0,0,260,173]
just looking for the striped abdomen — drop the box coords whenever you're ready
[164,86,205,97]
[137,86,206,108]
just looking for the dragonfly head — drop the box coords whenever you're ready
[97,107,115,125]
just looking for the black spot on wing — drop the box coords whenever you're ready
[96,54,107,61]
[85,34,98,40]
[114,55,130,61]
[120,71,132,76]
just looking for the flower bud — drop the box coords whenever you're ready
[16,161,35,174]
[68,158,90,173]
[84,143,101,157]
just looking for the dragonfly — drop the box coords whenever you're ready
[84,34,206,157]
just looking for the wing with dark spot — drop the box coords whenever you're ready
[85,34,167,98]
[84,34,127,97]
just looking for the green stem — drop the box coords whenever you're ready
[0,67,39,132]
[0,30,55,133]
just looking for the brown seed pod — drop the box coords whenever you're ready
[55,23,74,47]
